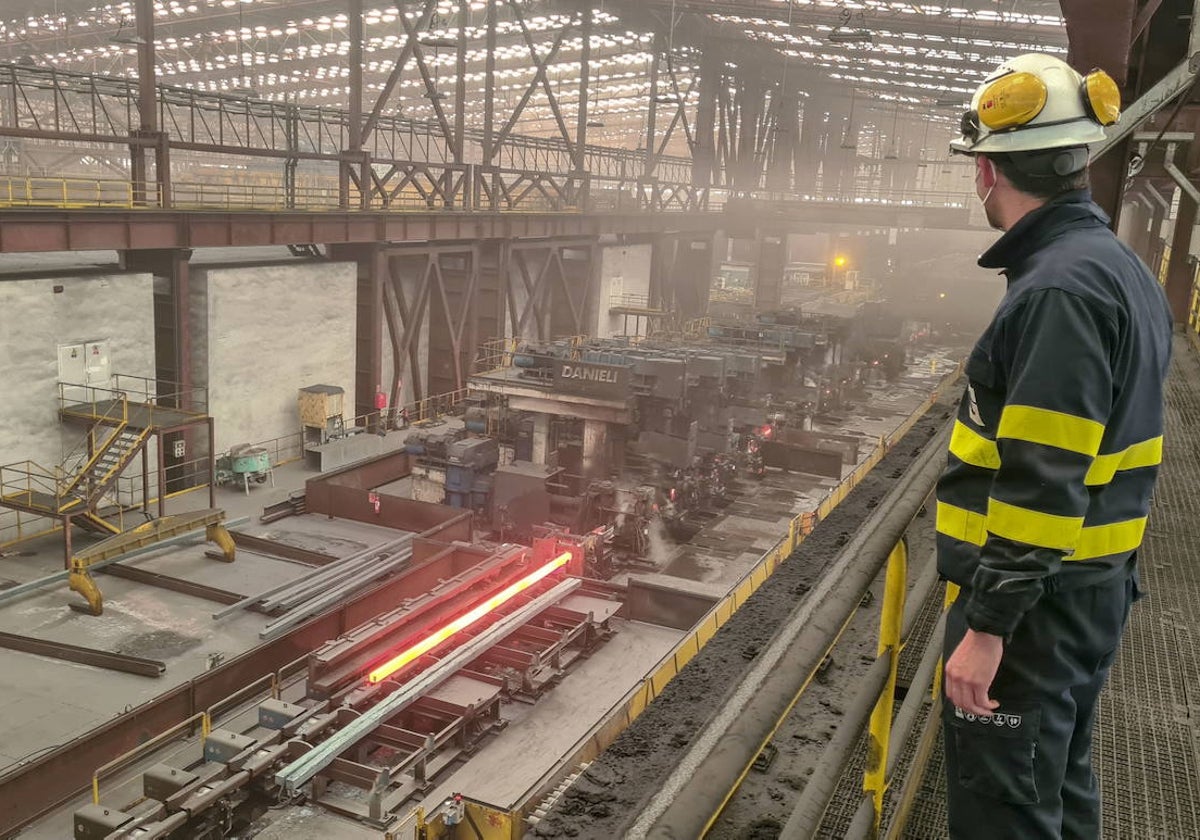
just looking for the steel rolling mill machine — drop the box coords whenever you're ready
[72,538,622,840]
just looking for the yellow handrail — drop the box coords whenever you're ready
[863,540,908,828]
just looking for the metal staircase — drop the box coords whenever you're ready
[58,424,153,532]
[0,392,150,534]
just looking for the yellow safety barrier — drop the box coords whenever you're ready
[863,540,908,831]
[1189,265,1200,357]
[0,176,153,209]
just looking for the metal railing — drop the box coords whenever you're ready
[0,176,158,209]
[0,172,974,216]
[57,394,130,500]
[780,534,949,839]
[233,388,471,472]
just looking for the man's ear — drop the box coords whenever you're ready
[977,156,998,189]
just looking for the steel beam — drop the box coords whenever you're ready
[100,563,245,606]
[275,577,581,792]
[0,631,165,677]
[228,531,338,566]
[0,209,723,254]
[1092,52,1200,161]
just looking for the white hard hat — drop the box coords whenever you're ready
[950,53,1120,156]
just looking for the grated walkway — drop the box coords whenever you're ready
[901,335,1200,838]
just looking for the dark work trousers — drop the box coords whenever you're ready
[942,570,1139,840]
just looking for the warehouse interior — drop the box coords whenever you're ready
[0,1,1198,838]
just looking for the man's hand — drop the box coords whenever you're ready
[945,628,1004,717]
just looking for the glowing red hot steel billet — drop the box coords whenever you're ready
[366,551,572,684]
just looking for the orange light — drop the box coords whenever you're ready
[834,256,847,268]
[366,551,572,684]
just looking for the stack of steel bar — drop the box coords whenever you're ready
[213,534,415,639]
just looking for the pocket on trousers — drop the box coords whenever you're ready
[948,703,1041,805]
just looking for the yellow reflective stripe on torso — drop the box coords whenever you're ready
[937,501,1146,561]
[997,404,1105,456]
[1085,436,1163,485]
[949,420,1001,469]
[1073,517,1148,560]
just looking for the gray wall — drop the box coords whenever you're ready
[190,262,357,453]
[0,273,155,474]
[595,243,652,339]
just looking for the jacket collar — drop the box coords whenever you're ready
[978,189,1110,273]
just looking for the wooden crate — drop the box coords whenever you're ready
[298,384,345,428]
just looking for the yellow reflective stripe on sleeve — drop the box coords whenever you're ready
[1085,436,1163,486]
[1070,517,1148,561]
[948,420,1001,470]
[986,498,1083,551]
[996,404,1105,457]
[936,501,988,547]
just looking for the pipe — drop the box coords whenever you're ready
[628,420,952,840]
[778,548,940,836]
[1163,142,1200,207]
[842,611,947,840]
[782,655,891,834]
[883,695,944,840]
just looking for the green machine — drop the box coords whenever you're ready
[216,444,273,494]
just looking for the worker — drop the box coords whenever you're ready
[937,53,1172,839]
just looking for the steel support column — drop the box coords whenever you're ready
[736,75,765,190]
[575,1,593,174]
[754,231,787,312]
[330,243,387,425]
[645,35,662,180]
[794,84,828,193]
[343,0,366,210]
[769,86,799,189]
[124,248,195,491]
[1163,181,1199,322]
[131,0,158,206]
[692,47,720,187]
[483,0,498,170]
[455,0,469,165]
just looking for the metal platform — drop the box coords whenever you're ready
[898,335,1200,839]
[60,399,208,432]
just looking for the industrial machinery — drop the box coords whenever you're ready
[73,542,619,837]
[216,444,273,494]
[406,429,500,511]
